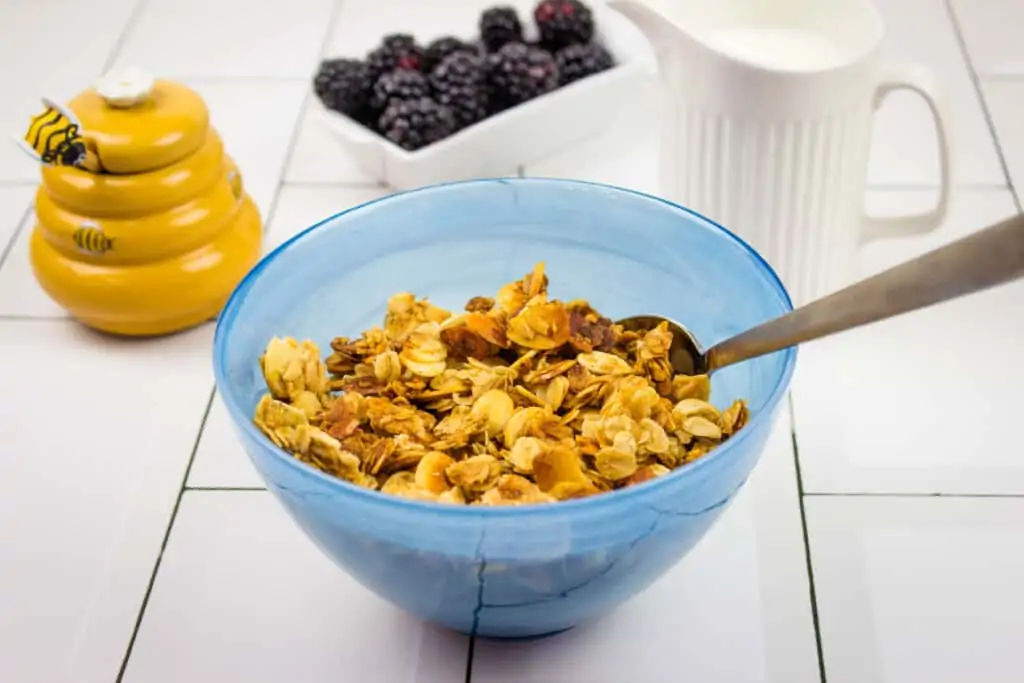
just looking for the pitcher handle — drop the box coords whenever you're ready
[860,62,953,244]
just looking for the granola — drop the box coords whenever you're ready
[251,262,750,506]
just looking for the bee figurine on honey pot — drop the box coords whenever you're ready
[13,68,263,336]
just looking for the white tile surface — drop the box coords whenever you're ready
[521,84,661,195]
[0,0,141,182]
[807,495,1024,683]
[472,408,820,683]
[0,213,70,317]
[0,320,213,683]
[982,81,1024,196]
[188,185,387,489]
[121,490,470,683]
[0,186,34,254]
[113,0,336,79]
[187,80,310,219]
[948,0,1024,77]
[0,80,307,318]
[284,104,380,186]
[792,188,1024,494]
[867,0,1003,186]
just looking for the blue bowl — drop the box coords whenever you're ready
[213,178,796,639]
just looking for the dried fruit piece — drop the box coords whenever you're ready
[259,336,331,405]
[384,292,451,343]
[721,399,750,435]
[437,487,467,505]
[445,454,501,494]
[594,447,638,481]
[365,396,436,443]
[547,480,601,500]
[577,351,633,375]
[415,451,455,494]
[672,397,721,421]
[532,444,589,492]
[670,374,711,402]
[536,375,569,411]
[625,463,671,486]
[464,296,494,313]
[440,316,497,360]
[682,415,723,440]
[507,435,547,474]
[399,322,448,377]
[478,474,556,506]
[373,349,403,383]
[470,388,515,437]
[382,471,417,496]
[506,297,571,350]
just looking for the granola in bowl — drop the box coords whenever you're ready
[252,262,749,506]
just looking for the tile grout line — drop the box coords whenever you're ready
[789,393,829,683]
[944,0,1023,212]
[114,387,216,683]
[100,0,152,72]
[186,486,267,492]
[281,179,390,190]
[0,204,33,275]
[804,491,1024,499]
[272,0,348,191]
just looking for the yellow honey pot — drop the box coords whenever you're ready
[21,69,262,336]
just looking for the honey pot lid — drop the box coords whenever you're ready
[69,68,211,174]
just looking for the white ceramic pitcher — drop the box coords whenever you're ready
[606,0,953,305]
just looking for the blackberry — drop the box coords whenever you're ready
[423,36,478,73]
[370,69,430,113]
[366,33,424,82]
[430,52,489,130]
[378,97,456,151]
[485,42,559,111]
[533,0,594,50]
[313,58,374,118]
[554,42,614,85]
[479,7,524,52]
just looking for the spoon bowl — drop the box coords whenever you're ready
[618,315,708,375]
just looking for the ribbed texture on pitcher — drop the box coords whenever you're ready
[662,100,874,305]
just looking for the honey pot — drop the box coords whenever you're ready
[14,68,263,336]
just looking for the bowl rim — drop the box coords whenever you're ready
[213,177,797,518]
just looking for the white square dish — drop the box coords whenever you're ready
[315,3,658,189]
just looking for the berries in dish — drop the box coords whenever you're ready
[423,36,479,73]
[378,97,457,151]
[485,42,559,110]
[370,69,430,114]
[312,1,614,152]
[313,58,374,120]
[554,42,614,86]
[479,7,525,52]
[366,33,424,81]
[430,52,490,130]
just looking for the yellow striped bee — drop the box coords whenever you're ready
[14,98,101,172]
[72,222,114,255]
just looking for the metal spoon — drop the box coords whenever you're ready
[617,211,1024,376]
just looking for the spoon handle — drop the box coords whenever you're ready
[705,211,1024,372]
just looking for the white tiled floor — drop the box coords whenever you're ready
[807,495,1024,683]
[1,0,1023,682]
